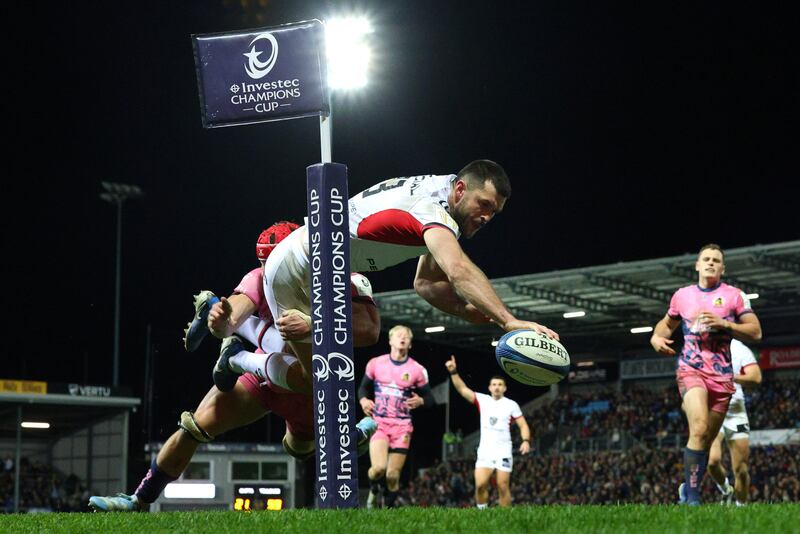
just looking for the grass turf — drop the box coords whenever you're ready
[1,504,798,533]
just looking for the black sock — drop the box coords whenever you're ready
[370,479,384,495]
[384,489,398,508]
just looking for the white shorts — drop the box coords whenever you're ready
[262,226,311,342]
[475,454,513,473]
[720,400,750,441]
[236,319,286,354]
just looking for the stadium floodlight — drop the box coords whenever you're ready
[20,422,50,429]
[164,483,216,499]
[100,181,144,387]
[491,340,498,347]
[325,16,372,90]
[746,293,760,300]
[563,311,586,319]
[425,326,446,333]
[630,326,654,334]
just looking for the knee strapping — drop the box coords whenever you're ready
[178,411,214,443]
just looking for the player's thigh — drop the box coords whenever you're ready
[474,467,494,488]
[682,387,710,431]
[706,409,726,441]
[387,451,408,475]
[729,437,750,469]
[495,469,511,490]
[369,438,389,470]
[194,382,267,436]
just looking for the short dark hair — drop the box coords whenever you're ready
[698,243,724,260]
[489,375,507,385]
[457,159,511,199]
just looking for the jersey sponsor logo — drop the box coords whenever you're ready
[361,178,409,198]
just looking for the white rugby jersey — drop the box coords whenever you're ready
[729,339,758,405]
[473,392,523,458]
[348,174,461,272]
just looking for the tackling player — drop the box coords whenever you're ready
[650,244,762,505]
[707,338,762,506]
[88,226,380,512]
[358,326,435,508]
[445,355,530,508]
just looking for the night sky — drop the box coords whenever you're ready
[16,2,797,478]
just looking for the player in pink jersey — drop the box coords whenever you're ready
[260,160,559,391]
[650,243,762,505]
[358,325,436,508]
[445,355,531,508]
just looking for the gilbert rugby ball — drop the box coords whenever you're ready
[495,329,570,386]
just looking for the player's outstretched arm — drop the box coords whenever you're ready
[445,356,475,403]
[650,314,680,355]
[420,227,558,339]
[352,301,381,346]
[208,293,257,339]
[414,255,491,324]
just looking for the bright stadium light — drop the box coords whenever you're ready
[21,422,50,429]
[425,326,446,333]
[746,293,760,300]
[164,483,215,499]
[563,311,586,318]
[325,16,372,90]
[630,326,654,334]
[491,340,498,347]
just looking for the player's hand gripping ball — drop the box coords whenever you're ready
[495,329,570,386]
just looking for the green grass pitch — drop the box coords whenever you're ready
[2,504,799,533]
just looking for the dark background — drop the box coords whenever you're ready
[11,1,797,493]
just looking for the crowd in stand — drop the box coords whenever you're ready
[401,445,799,507]
[523,376,799,448]
[0,457,88,513]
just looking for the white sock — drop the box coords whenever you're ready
[476,503,488,509]
[265,352,297,390]
[228,350,268,380]
[228,350,298,390]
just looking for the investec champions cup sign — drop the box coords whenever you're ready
[192,20,328,128]
[307,163,358,508]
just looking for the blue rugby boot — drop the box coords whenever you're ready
[183,290,219,352]
[88,493,143,512]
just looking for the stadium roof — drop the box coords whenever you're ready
[373,241,800,359]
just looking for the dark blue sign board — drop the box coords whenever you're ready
[307,163,359,508]
[192,19,329,128]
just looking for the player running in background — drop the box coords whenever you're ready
[359,325,435,508]
[445,355,530,508]
[650,244,762,505]
[707,338,762,506]
[256,160,559,391]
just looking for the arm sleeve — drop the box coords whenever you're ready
[358,374,374,400]
[667,290,682,319]
[416,383,436,409]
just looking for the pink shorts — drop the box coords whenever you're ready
[371,418,413,451]
[238,373,314,441]
[676,371,735,414]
